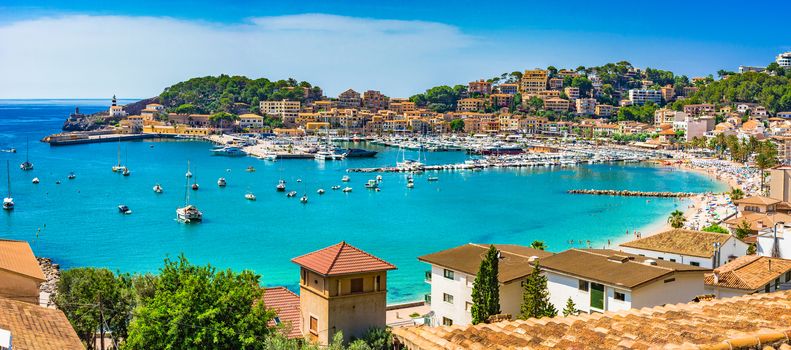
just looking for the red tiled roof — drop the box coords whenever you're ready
[0,239,45,281]
[0,296,83,350]
[263,287,302,339]
[291,241,396,276]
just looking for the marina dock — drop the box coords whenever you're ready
[42,132,178,146]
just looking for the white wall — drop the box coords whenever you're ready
[757,233,789,259]
[631,272,706,309]
[428,265,473,326]
[619,236,748,269]
[546,271,591,313]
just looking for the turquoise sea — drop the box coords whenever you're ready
[0,100,726,302]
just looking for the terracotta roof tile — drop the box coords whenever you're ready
[619,229,737,258]
[263,287,302,339]
[0,296,83,350]
[734,196,781,206]
[725,212,791,231]
[291,241,396,276]
[0,240,45,281]
[393,290,791,350]
[418,244,553,284]
[705,255,791,290]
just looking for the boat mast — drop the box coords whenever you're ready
[184,161,190,206]
[6,160,10,198]
[116,138,121,167]
[25,138,29,163]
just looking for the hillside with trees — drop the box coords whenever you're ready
[674,71,791,113]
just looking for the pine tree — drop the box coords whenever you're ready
[562,297,578,317]
[471,245,500,324]
[520,261,557,319]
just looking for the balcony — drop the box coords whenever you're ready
[424,270,432,283]
[424,293,431,305]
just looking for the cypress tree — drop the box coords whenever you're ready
[520,261,557,319]
[471,245,500,324]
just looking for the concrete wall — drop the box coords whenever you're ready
[327,291,387,343]
[0,271,41,304]
[631,272,706,309]
[428,265,474,326]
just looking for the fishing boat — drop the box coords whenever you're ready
[118,205,132,214]
[177,162,202,223]
[3,161,14,210]
[317,188,325,195]
[341,175,350,182]
[153,184,163,193]
[32,177,39,184]
[342,187,353,193]
[300,194,308,203]
[245,192,256,201]
[217,178,227,187]
[276,180,286,192]
[287,191,297,197]
[20,138,33,171]
[67,172,76,180]
[365,179,378,189]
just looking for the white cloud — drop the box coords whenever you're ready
[0,14,478,98]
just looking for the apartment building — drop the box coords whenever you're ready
[468,80,492,95]
[337,89,362,108]
[704,255,791,299]
[520,69,548,96]
[389,101,416,114]
[419,244,553,326]
[457,98,485,112]
[575,98,596,115]
[627,89,662,105]
[660,85,675,102]
[497,83,518,95]
[363,90,388,111]
[777,51,791,68]
[238,113,264,129]
[564,87,580,100]
[618,229,748,269]
[260,99,301,125]
[489,94,514,108]
[543,97,571,112]
[595,104,615,118]
[683,104,715,116]
[548,77,563,90]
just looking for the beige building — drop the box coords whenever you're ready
[564,87,580,100]
[238,113,264,129]
[260,99,301,125]
[363,90,388,111]
[468,80,492,95]
[595,104,615,117]
[543,97,571,112]
[497,83,518,95]
[456,98,485,112]
[292,242,396,345]
[389,101,416,114]
[575,98,596,115]
[519,69,548,96]
[770,166,791,202]
[0,240,46,305]
[337,89,362,108]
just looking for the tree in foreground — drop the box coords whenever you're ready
[123,255,276,350]
[470,245,500,324]
[520,261,557,319]
[358,327,392,350]
[55,268,135,349]
[667,210,686,229]
[562,297,578,317]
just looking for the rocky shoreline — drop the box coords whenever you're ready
[567,189,696,197]
[37,257,60,308]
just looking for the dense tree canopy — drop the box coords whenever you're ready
[685,72,791,113]
[409,85,467,112]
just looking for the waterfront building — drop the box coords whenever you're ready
[292,241,396,345]
[519,69,548,96]
[108,95,127,118]
[777,51,791,68]
[418,244,553,326]
[0,240,45,304]
[143,124,211,136]
[704,255,791,299]
[238,113,264,129]
[393,290,791,350]
[575,98,596,115]
[337,89,362,108]
[627,89,662,105]
[541,249,709,314]
[563,87,580,100]
[0,296,83,349]
[683,103,715,116]
[363,90,388,112]
[468,80,492,95]
[456,98,485,112]
[686,116,715,140]
[489,93,513,108]
[168,113,212,128]
[496,83,518,95]
[771,140,791,165]
[594,104,615,117]
[543,97,571,112]
[260,99,301,125]
[654,108,685,126]
[618,229,748,269]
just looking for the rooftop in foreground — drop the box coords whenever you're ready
[393,290,791,350]
[0,296,83,350]
[619,228,736,258]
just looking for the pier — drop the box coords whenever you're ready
[567,189,696,197]
[42,132,177,146]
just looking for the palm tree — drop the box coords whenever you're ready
[667,210,686,229]
[530,240,546,251]
[730,188,745,201]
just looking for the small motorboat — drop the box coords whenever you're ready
[118,205,132,214]
[185,170,192,178]
[365,180,378,189]
[217,178,227,187]
[192,183,199,190]
[331,185,341,190]
[342,187,352,193]
[32,177,39,184]
[427,176,439,182]
[246,166,256,172]
[407,182,414,188]
[341,175,350,182]
[317,189,325,195]
[376,175,383,182]
[296,179,302,183]
[300,194,308,204]
[153,184,163,193]
[287,191,297,197]
[245,192,256,201]
[276,180,286,192]
[55,180,61,185]
[67,172,76,180]
[122,168,131,176]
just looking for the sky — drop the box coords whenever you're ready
[0,0,788,99]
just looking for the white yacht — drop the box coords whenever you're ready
[153,184,163,193]
[276,180,286,192]
[68,172,76,180]
[317,188,325,195]
[31,177,39,184]
[217,178,227,187]
[177,161,202,223]
[300,194,308,203]
[20,138,33,171]
[342,186,353,193]
[185,160,193,178]
[287,191,297,197]
[331,185,341,190]
[245,192,256,201]
[112,139,125,172]
[118,205,132,214]
[3,161,13,210]
[341,175,350,182]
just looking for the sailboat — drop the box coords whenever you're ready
[3,161,14,210]
[112,138,125,172]
[185,160,193,178]
[177,161,202,223]
[122,146,131,176]
[20,138,33,171]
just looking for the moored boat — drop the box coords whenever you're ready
[365,179,378,189]
[245,192,256,201]
[317,188,325,194]
[32,177,39,184]
[300,194,308,203]
[342,187,353,193]
[341,175,350,182]
[153,184,163,193]
[217,178,227,187]
[276,180,286,192]
[287,191,297,197]
[118,205,131,214]
[3,161,13,210]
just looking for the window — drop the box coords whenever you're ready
[765,284,771,293]
[664,278,675,283]
[657,257,664,260]
[669,259,676,262]
[375,275,381,291]
[351,278,364,293]
[578,280,589,292]
[442,317,453,326]
[443,269,454,280]
[309,316,318,335]
[443,293,454,304]
[690,262,700,267]
[465,302,473,311]
[614,291,626,301]
[786,271,791,282]
[274,317,281,325]
[775,278,781,290]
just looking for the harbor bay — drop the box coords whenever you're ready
[0,100,727,302]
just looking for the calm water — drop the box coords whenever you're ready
[0,100,726,302]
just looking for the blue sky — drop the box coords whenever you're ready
[0,0,788,98]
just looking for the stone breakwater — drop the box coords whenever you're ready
[567,189,696,197]
[37,257,60,308]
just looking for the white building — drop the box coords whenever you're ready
[756,225,791,259]
[238,113,264,129]
[260,99,301,125]
[704,255,791,298]
[627,89,662,105]
[541,249,709,314]
[777,52,791,68]
[618,229,748,269]
[418,244,553,326]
